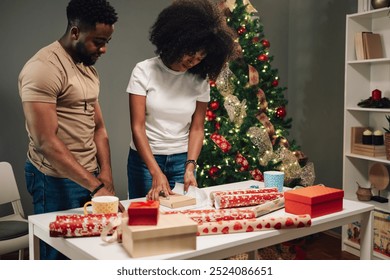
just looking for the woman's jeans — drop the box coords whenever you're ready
[25,160,91,260]
[127,148,187,199]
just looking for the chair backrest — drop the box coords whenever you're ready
[0,162,22,206]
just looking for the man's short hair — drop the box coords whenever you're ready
[66,0,118,29]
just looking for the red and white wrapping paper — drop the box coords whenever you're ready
[162,197,285,223]
[214,192,284,209]
[49,213,119,237]
[197,214,311,236]
[210,187,279,200]
[162,208,256,223]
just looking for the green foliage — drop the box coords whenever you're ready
[384,115,390,133]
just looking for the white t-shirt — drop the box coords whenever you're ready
[126,57,210,155]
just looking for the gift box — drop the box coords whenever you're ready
[284,185,344,218]
[128,201,159,226]
[159,194,196,209]
[122,213,197,258]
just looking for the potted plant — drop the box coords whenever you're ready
[383,115,390,160]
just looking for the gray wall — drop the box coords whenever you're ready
[0,0,356,217]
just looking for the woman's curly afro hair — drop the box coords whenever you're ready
[150,0,236,80]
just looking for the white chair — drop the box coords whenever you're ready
[0,161,29,259]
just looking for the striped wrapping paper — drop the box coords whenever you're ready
[197,214,311,236]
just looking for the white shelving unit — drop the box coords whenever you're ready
[343,7,390,259]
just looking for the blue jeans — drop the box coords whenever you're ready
[127,149,187,199]
[25,160,92,260]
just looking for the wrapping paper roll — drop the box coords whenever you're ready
[162,208,256,223]
[210,187,279,200]
[49,213,119,237]
[214,192,284,209]
[197,214,311,236]
[163,197,285,223]
[251,197,285,216]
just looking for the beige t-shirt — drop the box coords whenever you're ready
[18,41,100,177]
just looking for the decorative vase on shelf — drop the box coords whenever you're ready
[371,0,390,9]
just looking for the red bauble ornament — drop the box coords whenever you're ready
[371,89,382,101]
[237,26,246,35]
[215,122,221,130]
[209,166,220,178]
[257,54,268,61]
[261,39,270,48]
[206,110,216,121]
[209,101,220,111]
[209,80,216,87]
[276,107,287,119]
[252,37,260,43]
[271,79,279,87]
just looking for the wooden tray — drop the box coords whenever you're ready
[351,127,385,157]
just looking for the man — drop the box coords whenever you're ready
[18,0,118,259]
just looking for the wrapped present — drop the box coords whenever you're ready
[122,214,198,258]
[128,201,159,226]
[159,194,196,209]
[197,214,311,236]
[284,185,344,218]
[214,192,284,209]
[49,213,119,237]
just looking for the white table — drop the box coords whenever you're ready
[28,180,375,260]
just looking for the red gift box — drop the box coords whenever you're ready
[128,201,159,225]
[284,185,344,218]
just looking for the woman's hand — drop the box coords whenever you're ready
[147,172,174,201]
[184,169,198,194]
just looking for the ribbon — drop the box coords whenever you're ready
[248,64,259,86]
[224,94,247,127]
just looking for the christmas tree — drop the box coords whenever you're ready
[197,0,315,188]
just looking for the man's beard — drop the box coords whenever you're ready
[75,42,97,66]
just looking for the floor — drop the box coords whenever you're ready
[1,231,359,260]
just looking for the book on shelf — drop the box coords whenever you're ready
[354,31,384,60]
[363,32,383,59]
[354,32,368,60]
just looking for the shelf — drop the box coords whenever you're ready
[346,107,390,112]
[348,7,390,20]
[344,7,390,260]
[343,239,390,260]
[344,193,390,213]
[347,57,390,64]
[346,152,389,164]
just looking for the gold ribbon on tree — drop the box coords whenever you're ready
[224,95,247,127]
[247,126,274,166]
[216,63,235,97]
[224,0,258,13]
[274,147,301,184]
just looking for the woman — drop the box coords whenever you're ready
[126,0,235,200]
